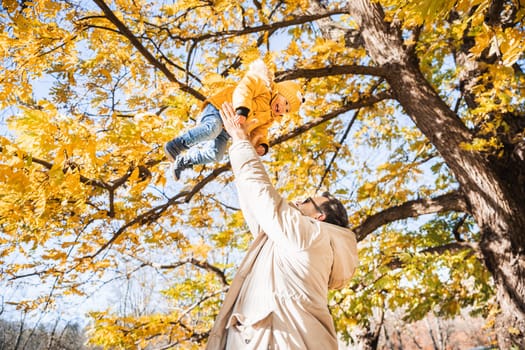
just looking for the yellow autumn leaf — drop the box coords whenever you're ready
[499,28,524,66]
[42,250,68,261]
[508,326,521,335]
[192,240,212,260]
[471,30,491,57]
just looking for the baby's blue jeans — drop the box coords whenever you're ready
[176,104,230,165]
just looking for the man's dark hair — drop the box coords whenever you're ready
[319,191,349,228]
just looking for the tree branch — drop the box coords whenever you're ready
[84,189,191,259]
[165,8,348,44]
[387,241,481,270]
[354,191,470,241]
[90,0,206,101]
[316,79,385,191]
[316,109,359,192]
[0,146,110,189]
[272,89,392,145]
[140,257,229,286]
[423,241,479,256]
[159,258,226,280]
[275,64,387,81]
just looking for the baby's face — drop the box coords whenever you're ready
[271,94,290,116]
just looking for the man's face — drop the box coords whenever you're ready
[271,94,290,116]
[295,196,329,220]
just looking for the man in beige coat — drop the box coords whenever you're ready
[206,102,359,349]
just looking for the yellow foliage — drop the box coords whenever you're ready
[190,239,212,260]
[0,0,517,347]
[508,327,521,335]
[499,27,524,66]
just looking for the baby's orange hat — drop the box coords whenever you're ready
[275,81,304,113]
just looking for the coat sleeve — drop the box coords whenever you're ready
[232,74,267,113]
[237,190,262,239]
[249,124,270,152]
[229,140,320,249]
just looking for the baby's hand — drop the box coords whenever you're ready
[235,115,247,124]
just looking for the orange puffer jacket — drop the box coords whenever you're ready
[206,60,277,154]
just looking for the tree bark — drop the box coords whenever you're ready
[347,0,525,347]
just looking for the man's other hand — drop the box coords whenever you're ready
[220,102,249,142]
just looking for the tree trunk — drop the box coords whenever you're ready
[425,318,439,350]
[348,0,525,347]
[351,326,382,350]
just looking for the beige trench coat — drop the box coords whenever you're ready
[206,140,358,350]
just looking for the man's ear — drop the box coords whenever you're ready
[316,213,326,222]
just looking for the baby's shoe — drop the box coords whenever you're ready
[173,157,193,180]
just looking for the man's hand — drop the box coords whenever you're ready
[220,102,249,142]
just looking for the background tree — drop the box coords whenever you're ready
[0,0,523,349]
[0,317,88,350]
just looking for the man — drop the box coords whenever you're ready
[206,102,358,349]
